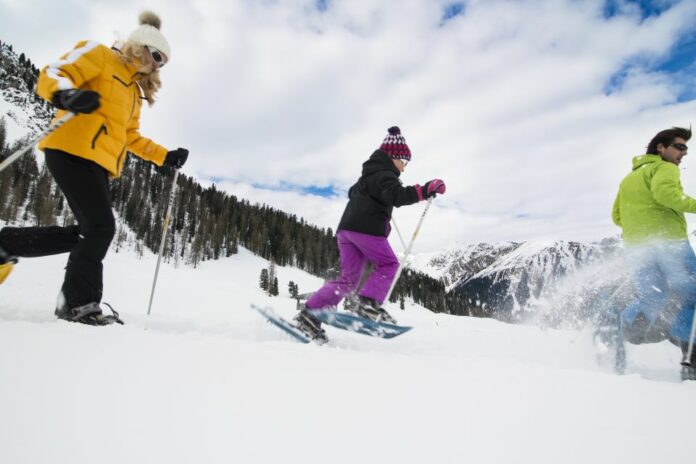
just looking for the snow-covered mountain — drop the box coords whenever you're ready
[0,40,54,143]
[412,238,624,321]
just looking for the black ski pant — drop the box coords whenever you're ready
[0,225,80,258]
[45,149,115,309]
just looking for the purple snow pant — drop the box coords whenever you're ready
[306,230,399,309]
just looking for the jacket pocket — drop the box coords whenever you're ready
[91,124,108,150]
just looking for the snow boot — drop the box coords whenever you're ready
[293,308,328,344]
[350,296,397,324]
[55,300,124,326]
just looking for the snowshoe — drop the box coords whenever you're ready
[293,308,328,344]
[348,296,397,324]
[55,301,124,326]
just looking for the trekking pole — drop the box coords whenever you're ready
[147,169,179,315]
[0,112,75,174]
[384,196,435,304]
[683,306,696,367]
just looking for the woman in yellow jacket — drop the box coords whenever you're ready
[36,11,189,325]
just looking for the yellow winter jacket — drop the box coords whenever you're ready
[36,41,168,177]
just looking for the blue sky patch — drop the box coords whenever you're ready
[655,30,696,74]
[604,23,696,102]
[441,2,466,25]
[255,182,341,198]
[604,63,634,95]
[603,0,677,20]
[208,177,342,198]
[301,185,339,196]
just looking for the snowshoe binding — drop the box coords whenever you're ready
[55,301,124,326]
[349,296,397,324]
[293,308,328,344]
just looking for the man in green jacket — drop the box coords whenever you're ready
[612,126,696,381]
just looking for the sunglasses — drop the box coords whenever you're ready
[147,46,166,68]
[399,158,409,166]
[670,143,689,152]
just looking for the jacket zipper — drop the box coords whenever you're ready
[117,85,139,175]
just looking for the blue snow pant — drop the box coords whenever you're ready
[306,230,399,310]
[621,241,696,347]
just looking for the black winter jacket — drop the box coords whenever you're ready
[337,150,420,237]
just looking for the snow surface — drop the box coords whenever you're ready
[1,246,695,464]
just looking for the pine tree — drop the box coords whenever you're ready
[288,281,299,298]
[270,277,279,297]
[259,268,269,291]
[0,117,7,153]
[267,262,276,296]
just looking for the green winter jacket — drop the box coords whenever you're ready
[612,154,696,245]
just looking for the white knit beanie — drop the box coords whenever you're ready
[127,11,171,59]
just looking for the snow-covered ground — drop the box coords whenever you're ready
[0,246,694,464]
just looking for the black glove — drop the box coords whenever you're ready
[164,148,189,169]
[52,89,100,114]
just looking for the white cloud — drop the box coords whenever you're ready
[2,0,696,252]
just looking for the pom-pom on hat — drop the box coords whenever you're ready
[128,11,171,59]
[379,126,411,161]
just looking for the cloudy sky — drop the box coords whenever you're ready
[2,0,696,253]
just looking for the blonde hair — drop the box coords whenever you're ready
[117,41,161,106]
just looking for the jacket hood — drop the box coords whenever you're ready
[362,150,400,178]
[632,154,662,170]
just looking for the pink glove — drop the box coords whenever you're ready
[418,179,445,200]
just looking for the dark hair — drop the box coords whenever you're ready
[646,127,692,154]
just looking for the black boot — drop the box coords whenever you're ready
[293,308,328,344]
[351,296,397,324]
